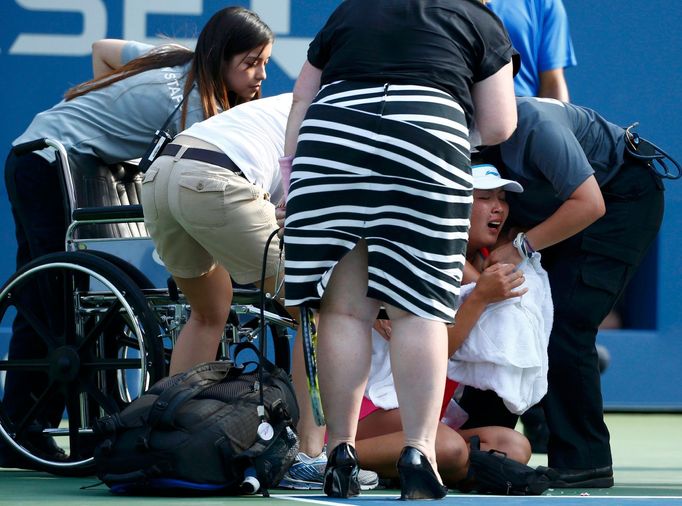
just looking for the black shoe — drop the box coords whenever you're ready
[548,466,614,488]
[397,446,448,500]
[521,405,549,454]
[523,421,549,454]
[0,433,67,470]
[323,443,360,498]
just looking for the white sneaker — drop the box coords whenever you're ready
[279,451,379,490]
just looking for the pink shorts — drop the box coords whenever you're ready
[359,378,459,421]
[359,396,380,421]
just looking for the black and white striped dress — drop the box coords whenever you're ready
[284,81,472,323]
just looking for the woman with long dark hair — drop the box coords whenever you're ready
[1,6,273,469]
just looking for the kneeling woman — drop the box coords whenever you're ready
[354,166,543,489]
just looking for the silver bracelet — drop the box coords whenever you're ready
[513,232,535,259]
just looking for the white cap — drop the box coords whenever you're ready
[472,164,523,193]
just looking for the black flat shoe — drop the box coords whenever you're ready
[548,465,614,488]
[397,446,448,500]
[323,443,361,498]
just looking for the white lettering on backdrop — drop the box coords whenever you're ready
[7,0,312,78]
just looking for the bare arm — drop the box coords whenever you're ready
[471,61,517,146]
[538,68,570,102]
[284,61,322,156]
[91,39,128,78]
[447,263,527,356]
[486,175,605,266]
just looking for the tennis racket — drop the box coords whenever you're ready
[300,305,325,426]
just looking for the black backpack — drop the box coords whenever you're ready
[92,349,299,496]
[461,436,557,495]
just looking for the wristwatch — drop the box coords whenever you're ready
[513,232,535,259]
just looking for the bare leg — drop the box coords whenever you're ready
[169,265,232,375]
[356,404,403,441]
[386,304,448,474]
[356,411,469,486]
[458,426,531,464]
[317,240,381,454]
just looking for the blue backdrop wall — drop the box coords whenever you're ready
[0,0,680,409]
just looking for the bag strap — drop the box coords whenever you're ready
[233,341,277,375]
[158,88,192,133]
[147,362,232,428]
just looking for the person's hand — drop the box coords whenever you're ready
[275,202,286,238]
[279,155,294,200]
[484,240,523,268]
[373,319,392,341]
[472,263,528,303]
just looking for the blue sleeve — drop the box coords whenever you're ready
[121,41,155,65]
[538,0,577,72]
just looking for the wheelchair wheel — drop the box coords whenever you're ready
[0,251,164,475]
[85,249,236,370]
[80,248,173,372]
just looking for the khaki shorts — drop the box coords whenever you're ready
[141,138,282,285]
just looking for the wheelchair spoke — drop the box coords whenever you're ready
[77,299,123,350]
[82,358,147,370]
[81,380,118,415]
[0,357,52,373]
[13,380,59,439]
[111,332,142,350]
[10,297,59,351]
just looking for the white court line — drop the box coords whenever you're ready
[276,495,353,506]
[275,493,682,501]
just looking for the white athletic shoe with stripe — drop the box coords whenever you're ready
[278,450,379,490]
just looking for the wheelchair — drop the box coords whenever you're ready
[0,138,296,475]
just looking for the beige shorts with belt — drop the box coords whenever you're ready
[141,136,282,284]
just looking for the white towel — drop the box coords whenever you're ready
[365,329,399,410]
[448,253,553,414]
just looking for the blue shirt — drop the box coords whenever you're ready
[488,0,577,96]
[498,97,626,228]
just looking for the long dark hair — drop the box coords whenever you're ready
[189,6,274,121]
[64,6,274,128]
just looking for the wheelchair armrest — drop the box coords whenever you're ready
[12,138,49,155]
[72,204,144,222]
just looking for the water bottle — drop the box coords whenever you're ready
[241,466,260,495]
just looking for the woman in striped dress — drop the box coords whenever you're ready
[280,0,518,498]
